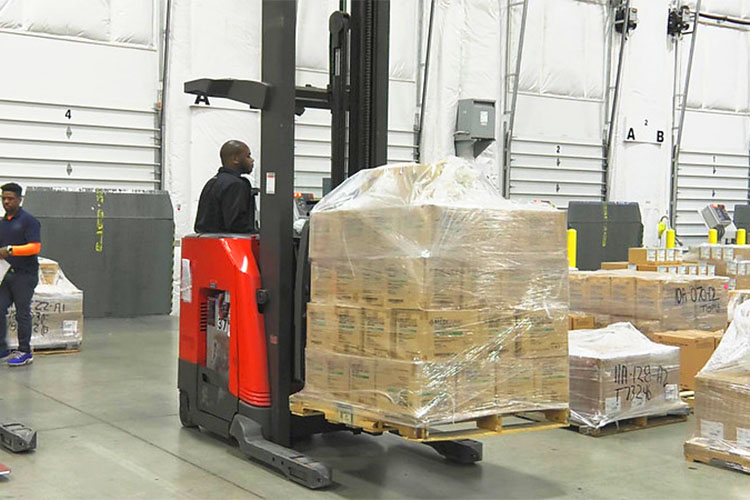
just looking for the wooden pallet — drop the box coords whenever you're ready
[290,401,568,442]
[685,441,750,475]
[34,347,80,356]
[570,409,690,437]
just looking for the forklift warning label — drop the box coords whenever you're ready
[266,172,276,195]
[181,259,192,303]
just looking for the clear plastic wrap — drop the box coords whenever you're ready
[6,257,84,350]
[569,269,729,333]
[685,300,750,470]
[728,290,750,324]
[568,323,686,429]
[295,158,570,427]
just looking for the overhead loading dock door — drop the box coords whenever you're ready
[0,2,162,191]
[506,0,609,207]
[673,11,750,246]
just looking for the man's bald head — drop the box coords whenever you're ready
[220,140,255,174]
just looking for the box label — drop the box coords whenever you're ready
[181,258,192,303]
[737,428,750,448]
[657,249,666,262]
[699,246,711,260]
[647,249,657,262]
[666,249,676,262]
[605,396,621,414]
[62,320,78,336]
[724,247,735,260]
[336,404,354,425]
[665,384,678,401]
[700,420,724,441]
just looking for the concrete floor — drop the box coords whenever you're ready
[0,316,748,499]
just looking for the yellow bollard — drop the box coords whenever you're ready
[567,228,577,269]
[709,228,718,244]
[666,229,676,249]
[738,229,747,246]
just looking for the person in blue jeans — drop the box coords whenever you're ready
[0,183,41,367]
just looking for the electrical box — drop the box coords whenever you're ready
[455,99,495,141]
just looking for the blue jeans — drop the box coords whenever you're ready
[0,270,39,353]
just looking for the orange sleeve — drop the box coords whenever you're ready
[12,242,41,256]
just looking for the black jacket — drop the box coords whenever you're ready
[194,167,256,233]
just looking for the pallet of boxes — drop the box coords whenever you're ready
[568,323,688,436]
[684,300,750,474]
[5,257,83,351]
[569,269,728,334]
[292,159,570,441]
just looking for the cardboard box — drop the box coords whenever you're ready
[392,309,481,361]
[610,276,636,317]
[482,310,516,358]
[514,309,568,358]
[456,360,496,415]
[361,307,392,358]
[694,369,750,448]
[306,303,336,350]
[383,258,464,310]
[601,261,630,270]
[359,260,386,307]
[646,330,717,390]
[497,358,535,412]
[585,274,611,314]
[350,357,377,406]
[327,353,351,399]
[333,306,363,355]
[568,312,595,331]
[629,248,657,265]
[534,356,570,405]
[375,358,456,423]
[310,261,336,303]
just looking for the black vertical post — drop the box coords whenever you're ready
[348,0,390,176]
[261,0,296,447]
[329,12,350,189]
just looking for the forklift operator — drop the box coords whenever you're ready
[194,140,257,234]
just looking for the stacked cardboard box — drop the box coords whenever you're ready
[569,270,728,333]
[297,160,570,427]
[685,302,750,465]
[646,330,722,390]
[6,258,84,350]
[569,323,686,429]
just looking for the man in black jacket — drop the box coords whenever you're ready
[194,140,257,233]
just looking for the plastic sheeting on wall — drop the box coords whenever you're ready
[684,27,750,113]
[685,0,750,20]
[518,0,605,99]
[0,0,155,47]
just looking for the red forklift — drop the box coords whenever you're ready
[178,1,482,489]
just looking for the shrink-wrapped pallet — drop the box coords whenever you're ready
[6,257,84,350]
[685,300,750,471]
[569,323,686,429]
[295,158,570,427]
[569,270,728,333]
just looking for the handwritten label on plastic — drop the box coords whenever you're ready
[700,420,724,441]
[665,384,678,401]
[737,428,750,448]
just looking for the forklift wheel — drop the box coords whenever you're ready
[179,391,198,428]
